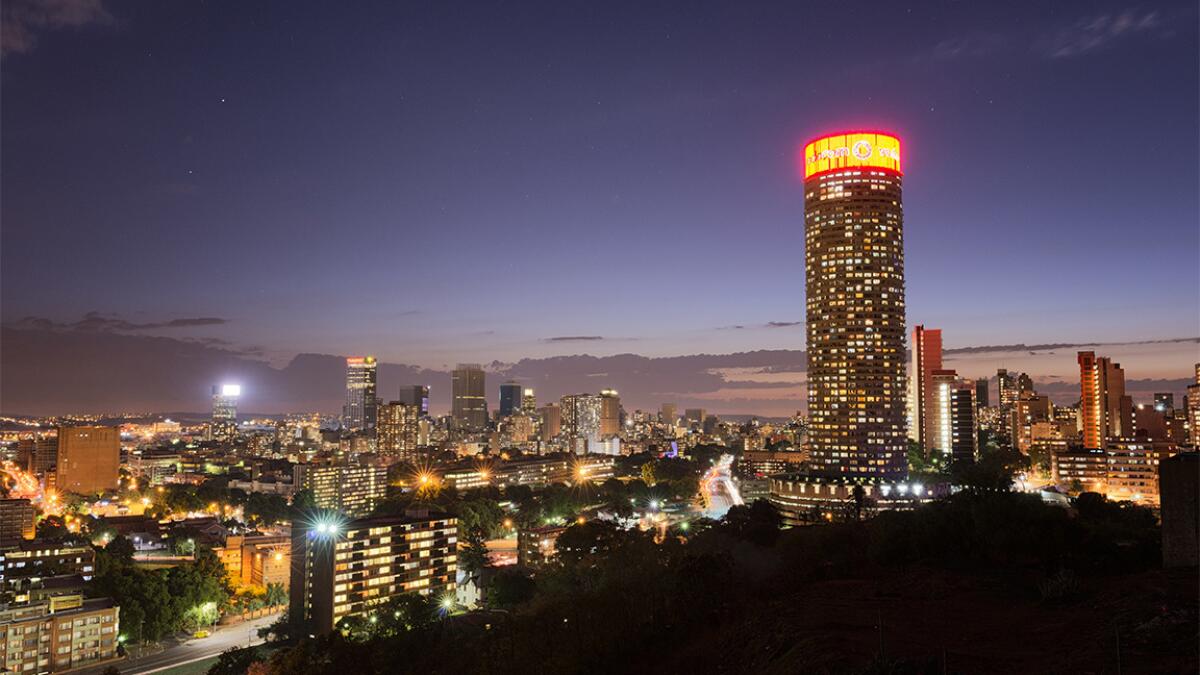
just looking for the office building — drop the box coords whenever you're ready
[293,463,387,517]
[1078,351,1133,449]
[0,501,35,549]
[974,376,989,409]
[55,426,119,495]
[560,394,602,454]
[289,511,457,635]
[1052,448,1108,491]
[0,595,119,672]
[521,388,537,414]
[396,385,430,416]
[215,535,290,591]
[907,325,943,453]
[660,403,677,426]
[540,404,561,442]
[802,131,907,478]
[1011,392,1053,454]
[499,381,523,418]
[684,408,706,426]
[378,402,420,462]
[17,435,57,477]
[343,357,378,431]
[210,384,240,441]
[451,364,488,430]
[599,389,621,437]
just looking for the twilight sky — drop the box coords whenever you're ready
[2,0,1198,411]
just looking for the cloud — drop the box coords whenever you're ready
[9,312,229,333]
[1039,8,1166,58]
[1,0,112,56]
[932,32,1007,60]
[765,321,802,328]
[544,336,605,342]
[944,337,1197,356]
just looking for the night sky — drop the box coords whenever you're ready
[3,0,1197,374]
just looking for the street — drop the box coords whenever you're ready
[73,614,279,675]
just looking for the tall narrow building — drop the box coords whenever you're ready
[396,385,430,416]
[499,381,523,418]
[802,131,907,478]
[56,426,120,494]
[1078,351,1132,449]
[343,357,378,431]
[907,325,943,453]
[451,364,488,430]
[378,401,421,462]
[599,389,621,437]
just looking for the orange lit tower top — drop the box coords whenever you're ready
[802,130,907,479]
[800,131,901,180]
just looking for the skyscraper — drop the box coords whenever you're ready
[499,381,523,418]
[396,385,430,415]
[907,325,943,453]
[540,403,561,442]
[451,363,488,430]
[560,394,601,454]
[210,384,240,441]
[802,131,906,478]
[1078,351,1133,449]
[1187,363,1200,447]
[521,388,537,414]
[343,357,378,431]
[599,389,621,437]
[378,401,420,461]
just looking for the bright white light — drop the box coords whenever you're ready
[913,484,924,496]
[649,500,659,510]
[897,483,909,494]
[221,384,241,397]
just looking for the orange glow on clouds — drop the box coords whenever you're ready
[802,131,901,179]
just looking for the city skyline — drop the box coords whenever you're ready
[2,1,1197,387]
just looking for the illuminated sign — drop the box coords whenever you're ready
[801,131,901,179]
[346,356,376,365]
[221,384,241,397]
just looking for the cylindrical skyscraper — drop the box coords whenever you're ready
[802,131,907,479]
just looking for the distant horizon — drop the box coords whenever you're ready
[2,322,1194,418]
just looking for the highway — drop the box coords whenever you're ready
[700,454,744,518]
[74,614,278,675]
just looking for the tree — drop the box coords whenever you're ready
[640,461,657,486]
[458,528,490,578]
[264,582,287,608]
[488,568,535,608]
[105,535,136,566]
[208,646,262,675]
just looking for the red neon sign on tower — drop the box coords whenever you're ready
[800,131,902,179]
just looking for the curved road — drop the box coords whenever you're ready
[700,454,744,518]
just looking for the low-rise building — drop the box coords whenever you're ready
[0,543,95,584]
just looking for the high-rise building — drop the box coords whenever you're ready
[396,385,430,416]
[451,364,488,430]
[210,384,240,441]
[56,426,120,494]
[343,357,378,431]
[1188,364,1200,447]
[211,384,239,423]
[560,394,601,454]
[684,408,706,426]
[293,464,387,517]
[289,511,457,635]
[521,388,537,414]
[907,325,943,453]
[540,404,561,442]
[975,377,989,409]
[600,389,621,437]
[1078,351,1133,449]
[947,381,978,464]
[499,382,523,418]
[660,403,677,426]
[1011,392,1053,454]
[378,402,420,462]
[926,370,957,457]
[802,131,906,478]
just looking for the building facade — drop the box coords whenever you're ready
[802,131,907,479]
[55,426,119,495]
[451,364,488,430]
[498,382,523,418]
[1078,351,1133,449]
[0,596,119,673]
[907,325,943,453]
[289,511,457,635]
[293,464,388,517]
[343,357,379,432]
[377,402,420,462]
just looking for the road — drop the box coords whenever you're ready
[74,614,278,675]
[700,454,744,518]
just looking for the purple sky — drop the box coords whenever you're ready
[2,1,1197,392]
